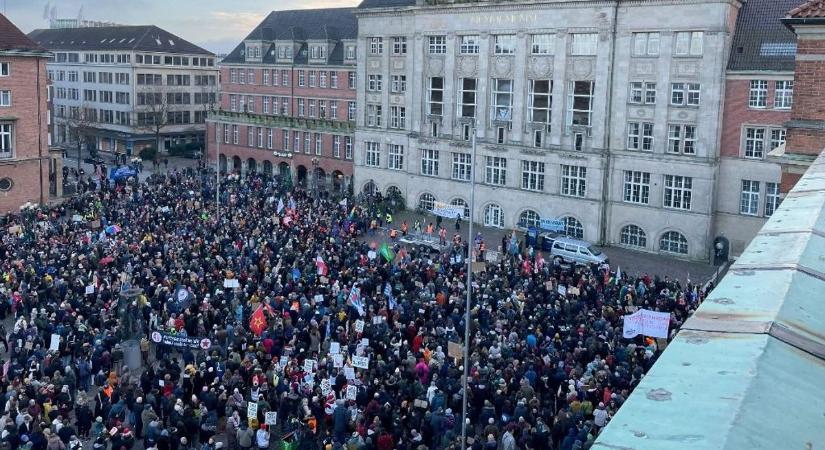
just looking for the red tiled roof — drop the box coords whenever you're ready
[0,13,46,53]
[788,0,825,18]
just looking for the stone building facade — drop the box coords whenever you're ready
[354,0,739,260]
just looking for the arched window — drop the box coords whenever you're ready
[484,203,504,228]
[362,180,377,195]
[660,231,688,254]
[561,216,583,239]
[620,225,647,248]
[386,186,402,198]
[518,209,541,229]
[450,198,470,221]
[418,193,436,211]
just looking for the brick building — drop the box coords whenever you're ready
[207,8,357,194]
[0,13,54,214]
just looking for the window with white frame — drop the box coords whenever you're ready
[263,70,269,86]
[263,97,270,114]
[460,35,479,54]
[458,78,477,118]
[428,77,444,116]
[494,35,517,55]
[560,165,586,197]
[748,80,768,108]
[329,71,338,88]
[309,100,317,118]
[521,160,545,191]
[0,63,9,77]
[421,149,439,176]
[660,231,688,254]
[0,123,12,158]
[348,101,356,121]
[257,127,264,148]
[333,136,341,158]
[319,100,326,118]
[298,98,305,117]
[664,175,692,210]
[419,193,436,211]
[629,82,656,104]
[633,32,660,56]
[390,106,406,129]
[451,198,470,220]
[348,72,356,90]
[298,70,305,86]
[346,46,356,60]
[765,182,780,217]
[230,69,237,83]
[567,81,594,127]
[770,128,786,151]
[387,144,404,170]
[304,132,312,154]
[674,31,703,56]
[429,36,447,54]
[281,69,289,86]
[392,36,407,55]
[484,204,504,228]
[744,127,765,159]
[491,78,513,122]
[775,80,793,109]
[224,124,230,144]
[518,210,541,228]
[562,217,584,239]
[366,104,382,127]
[452,152,472,181]
[667,124,697,154]
[391,75,406,93]
[282,130,289,150]
[740,180,760,215]
[670,83,700,106]
[248,69,255,84]
[345,136,353,159]
[319,72,327,88]
[331,101,339,119]
[0,90,10,107]
[370,37,383,55]
[267,128,273,149]
[367,74,382,92]
[531,34,554,55]
[627,122,654,151]
[294,131,301,152]
[528,80,552,128]
[621,225,647,248]
[248,127,254,147]
[365,142,380,167]
[232,125,239,144]
[571,33,598,55]
[485,156,507,185]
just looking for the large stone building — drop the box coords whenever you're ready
[207,8,358,193]
[28,26,218,156]
[353,0,739,260]
[0,13,55,214]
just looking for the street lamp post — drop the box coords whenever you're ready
[311,157,320,198]
[215,121,221,217]
[460,124,477,450]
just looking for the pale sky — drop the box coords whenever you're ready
[5,0,361,54]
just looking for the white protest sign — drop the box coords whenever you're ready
[49,334,60,351]
[333,354,344,368]
[320,379,332,395]
[265,412,277,425]
[223,278,240,288]
[557,285,567,296]
[345,385,357,400]
[85,285,95,295]
[304,359,317,373]
[344,367,355,380]
[622,309,671,339]
[351,356,370,369]
[360,338,369,347]
[330,342,340,355]
[279,356,289,368]
[354,320,365,333]
[247,402,258,419]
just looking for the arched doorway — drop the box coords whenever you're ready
[332,170,344,193]
[232,156,241,173]
[278,162,291,180]
[262,160,273,176]
[219,154,227,173]
[247,158,257,173]
[296,165,308,186]
[362,180,377,195]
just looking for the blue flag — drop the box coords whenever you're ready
[384,282,397,310]
[291,267,301,280]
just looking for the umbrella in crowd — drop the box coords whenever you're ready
[0,168,711,450]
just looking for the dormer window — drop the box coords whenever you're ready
[346,46,356,60]
[278,46,292,59]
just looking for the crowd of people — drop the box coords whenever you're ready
[0,168,711,450]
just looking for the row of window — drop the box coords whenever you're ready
[216,124,354,159]
[52,52,214,67]
[369,31,704,58]
[748,80,793,109]
[740,180,781,217]
[228,68,356,90]
[135,54,214,67]
[743,126,786,159]
[48,70,131,85]
[626,122,697,154]
[269,44,357,61]
[227,94,356,121]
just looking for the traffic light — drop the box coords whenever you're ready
[713,236,729,266]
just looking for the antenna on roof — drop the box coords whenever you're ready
[42,2,50,20]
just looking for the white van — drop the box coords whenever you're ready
[548,236,608,266]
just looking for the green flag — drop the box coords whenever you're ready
[379,243,395,262]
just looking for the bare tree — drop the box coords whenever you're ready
[64,104,96,171]
[136,86,170,163]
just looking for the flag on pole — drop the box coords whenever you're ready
[384,282,396,310]
[316,256,329,276]
[348,286,364,316]
[614,266,621,285]
[249,305,267,336]
[379,243,395,263]
[277,198,285,214]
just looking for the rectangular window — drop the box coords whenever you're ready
[263,97,270,114]
[428,77,444,116]
[633,32,660,56]
[365,141,380,167]
[571,33,598,55]
[521,160,545,191]
[0,123,12,158]
[367,104,382,127]
[345,137,353,159]
[740,180,760,216]
[667,124,697,154]
[531,34,554,55]
[330,71,338,88]
[281,70,289,86]
[452,152,472,181]
[560,165,586,197]
[298,70,305,87]
[749,80,768,108]
[367,74,382,92]
[315,133,322,156]
[319,100,326,118]
[0,63,9,77]
[391,75,406,93]
[319,71,327,88]
[390,106,406,129]
[223,124,230,144]
[528,80,552,128]
[330,101,338,119]
[770,128,786,151]
[429,36,447,54]
[309,70,316,87]
[494,35,517,55]
[267,128,273,149]
[348,101,356,121]
[239,70,246,84]
[629,82,656,104]
[744,127,765,159]
[304,132,311,154]
[370,37,384,55]
[458,78,477,118]
[567,81,594,127]
[346,46,356,60]
[263,70,270,86]
[491,78,514,122]
[248,126,254,147]
[623,170,651,204]
[282,130,289,150]
[333,136,341,158]
[388,144,404,170]
[294,131,301,153]
[460,35,480,54]
[485,156,507,185]
[0,90,10,107]
[670,82,700,106]
[348,72,356,90]
[298,98,305,116]
[309,99,316,118]
[421,149,439,176]
[775,80,793,109]
[232,125,239,144]
[257,127,264,148]
[674,31,703,56]
[627,122,654,151]
[248,69,255,85]
[392,36,407,55]
[664,175,692,210]
[765,182,780,217]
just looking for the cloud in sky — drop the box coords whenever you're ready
[6,0,360,53]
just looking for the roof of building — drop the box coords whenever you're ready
[727,0,805,72]
[594,150,825,449]
[221,8,358,65]
[788,0,825,18]
[28,25,213,55]
[0,13,48,54]
[357,0,417,9]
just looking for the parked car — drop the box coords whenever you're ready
[547,236,608,266]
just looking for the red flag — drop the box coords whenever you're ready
[249,305,267,336]
[316,256,328,276]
